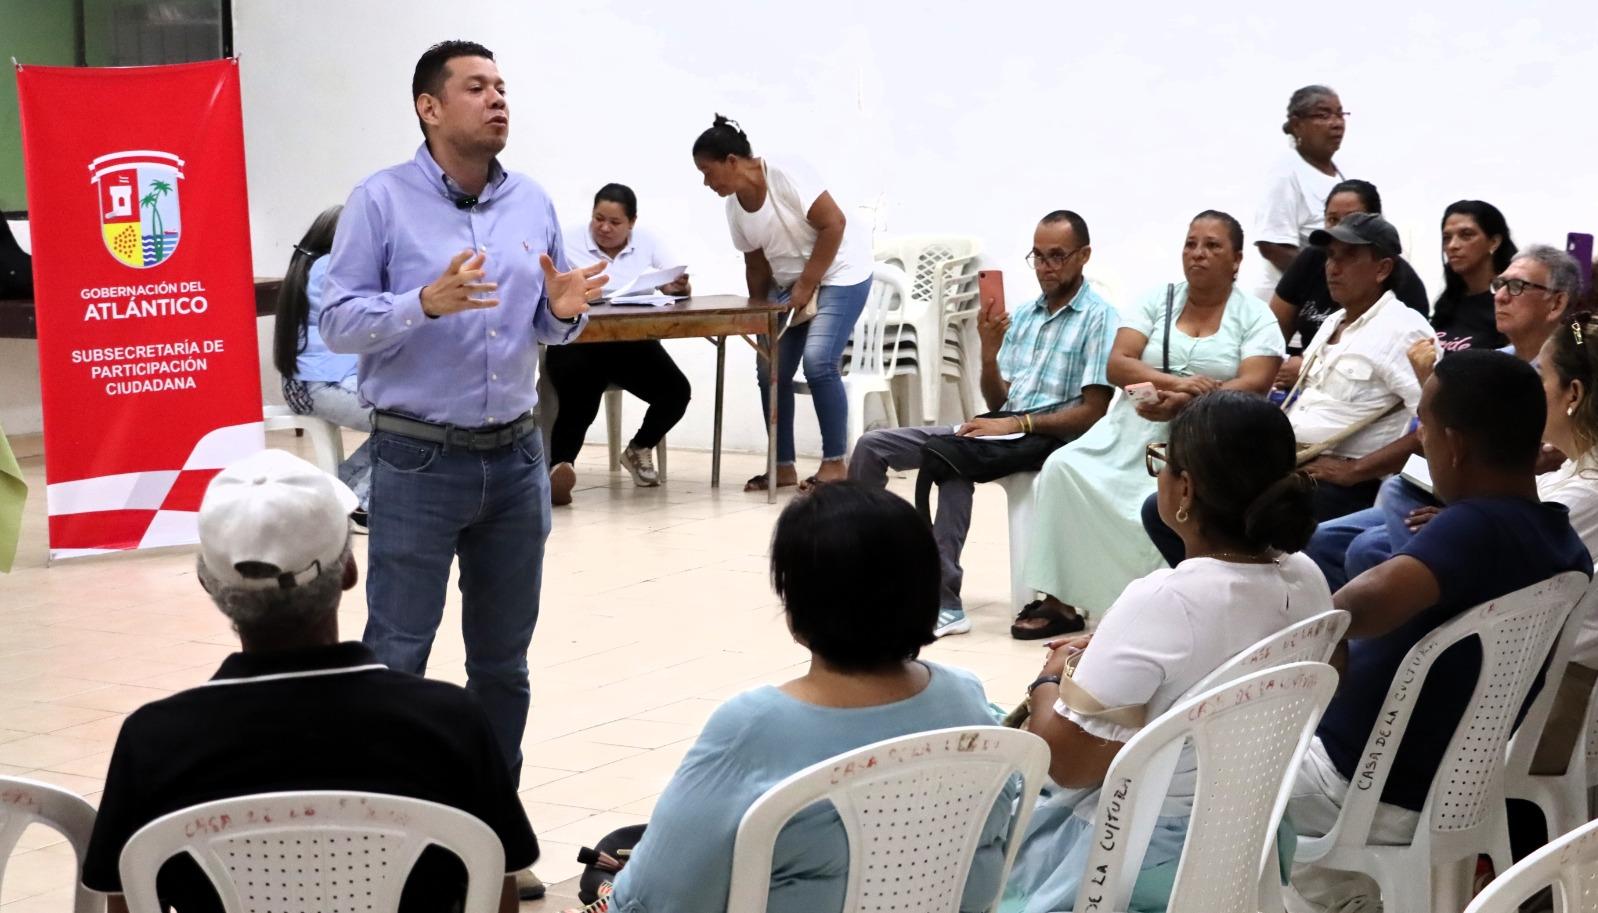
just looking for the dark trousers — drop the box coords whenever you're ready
[545,340,691,465]
[1140,476,1382,568]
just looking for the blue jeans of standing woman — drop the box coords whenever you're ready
[757,277,873,465]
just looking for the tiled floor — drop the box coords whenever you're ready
[0,430,1042,911]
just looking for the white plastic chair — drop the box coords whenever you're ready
[1,776,101,913]
[1293,571,1590,913]
[801,263,910,456]
[1189,609,1352,695]
[603,386,667,484]
[873,235,983,425]
[1505,579,1598,841]
[1075,661,1339,913]
[998,471,1040,612]
[726,726,1050,913]
[118,791,505,913]
[263,404,345,478]
[1464,815,1598,913]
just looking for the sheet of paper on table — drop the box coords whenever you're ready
[608,264,687,298]
[606,294,684,306]
[1399,453,1433,494]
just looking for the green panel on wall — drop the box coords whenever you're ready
[0,0,77,213]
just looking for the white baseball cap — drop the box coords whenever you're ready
[198,449,358,590]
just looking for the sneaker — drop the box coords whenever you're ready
[550,462,576,506]
[934,608,971,637]
[515,868,547,900]
[620,445,659,487]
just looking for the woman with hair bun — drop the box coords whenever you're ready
[692,115,874,492]
[1002,389,1331,913]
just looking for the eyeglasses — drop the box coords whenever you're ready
[1026,247,1084,269]
[1491,276,1555,297]
[1301,109,1351,123]
[1145,441,1172,478]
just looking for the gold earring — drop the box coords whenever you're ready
[1176,505,1190,524]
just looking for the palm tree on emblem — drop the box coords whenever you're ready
[139,179,174,261]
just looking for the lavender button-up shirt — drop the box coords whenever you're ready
[320,143,585,428]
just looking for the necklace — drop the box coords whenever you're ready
[1193,551,1277,564]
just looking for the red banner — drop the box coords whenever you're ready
[17,59,263,559]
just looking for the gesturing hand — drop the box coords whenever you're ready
[421,249,499,317]
[541,255,608,320]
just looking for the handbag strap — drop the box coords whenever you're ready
[1294,400,1406,465]
[1163,283,1175,374]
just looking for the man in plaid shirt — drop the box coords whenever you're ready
[849,210,1118,636]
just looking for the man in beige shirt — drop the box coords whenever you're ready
[1286,213,1438,520]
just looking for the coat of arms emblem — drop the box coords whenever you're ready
[90,150,184,268]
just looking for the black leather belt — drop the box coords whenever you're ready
[372,410,538,451]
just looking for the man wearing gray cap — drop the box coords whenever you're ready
[81,450,536,913]
[1283,212,1439,519]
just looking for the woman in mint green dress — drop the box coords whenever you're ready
[1012,211,1284,637]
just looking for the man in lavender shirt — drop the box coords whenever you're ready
[320,39,603,850]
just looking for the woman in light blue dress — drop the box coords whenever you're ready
[1012,212,1284,638]
[609,483,1014,913]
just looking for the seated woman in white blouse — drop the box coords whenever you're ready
[1002,390,1332,913]
[546,183,692,504]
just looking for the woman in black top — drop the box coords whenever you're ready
[1269,179,1430,388]
[1434,199,1516,352]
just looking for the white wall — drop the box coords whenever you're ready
[12,1,1596,449]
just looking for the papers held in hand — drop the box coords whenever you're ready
[603,265,687,306]
[1399,453,1434,495]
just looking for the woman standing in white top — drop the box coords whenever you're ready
[692,116,875,492]
[1002,390,1330,912]
[545,183,692,505]
[1251,85,1347,300]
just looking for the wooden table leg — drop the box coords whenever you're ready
[712,335,725,488]
[766,313,779,505]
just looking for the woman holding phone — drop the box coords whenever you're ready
[1014,211,1283,639]
[692,115,874,492]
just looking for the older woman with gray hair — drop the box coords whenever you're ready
[80,449,545,911]
[1250,84,1347,300]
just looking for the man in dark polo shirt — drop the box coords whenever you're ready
[1285,350,1592,912]
[81,450,536,913]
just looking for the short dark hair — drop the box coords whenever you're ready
[411,40,495,137]
[1040,210,1090,246]
[1168,391,1316,552]
[1192,209,1245,254]
[691,114,753,161]
[593,183,638,221]
[1431,349,1545,471]
[770,482,938,672]
[1327,179,1382,214]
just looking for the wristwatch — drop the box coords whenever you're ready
[1027,674,1062,696]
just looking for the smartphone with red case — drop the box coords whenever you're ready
[978,270,1005,321]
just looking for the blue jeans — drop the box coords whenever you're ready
[757,278,873,464]
[363,427,551,777]
[1304,476,1436,591]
